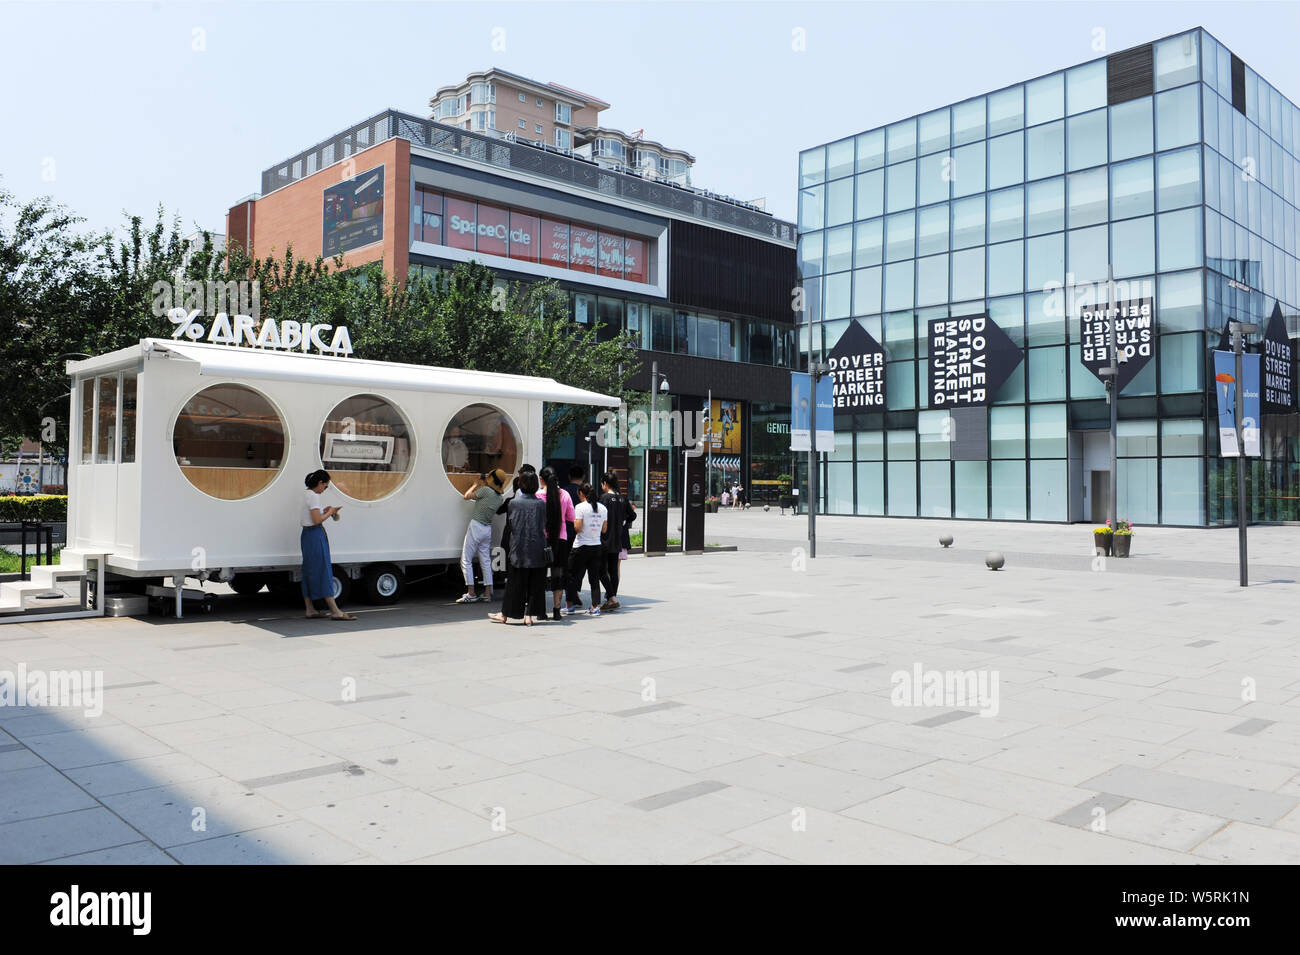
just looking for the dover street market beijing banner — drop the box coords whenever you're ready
[927,314,1023,407]
[790,373,835,452]
[1263,302,1294,414]
[826,320,887,410]
[1214,350,1261,457]
[1080,297,1156,392]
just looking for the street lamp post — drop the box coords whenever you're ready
[1231,320,1259,587]
[649,359,669,505]
[1105,267,1121,529]
[808,360,828,559]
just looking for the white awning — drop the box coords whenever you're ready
[133,339,620,406]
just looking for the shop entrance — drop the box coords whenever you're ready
[1068,430,1111,523]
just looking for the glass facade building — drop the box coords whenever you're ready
[797,28,1300,525]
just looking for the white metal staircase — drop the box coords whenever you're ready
[0,550,107,622]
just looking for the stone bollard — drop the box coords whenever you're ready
[939,534,954,548]
[985,551,1005,571]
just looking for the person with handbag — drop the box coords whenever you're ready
[489,470,548,626]
[537,466,574,623]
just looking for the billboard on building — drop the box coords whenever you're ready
[704,399,743,455]
[927,314,1022,408]
[827,320,886,410]
[1080,296,1156,393]
[1263,302,1294,414]
[323,166,385,256]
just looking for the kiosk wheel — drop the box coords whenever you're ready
[362,564,404,605]
[330,566,352,603]
[268,574,301,603]
[229,574,267,596]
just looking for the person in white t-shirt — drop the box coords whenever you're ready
[299,470,356,620]
[567,483,607,615]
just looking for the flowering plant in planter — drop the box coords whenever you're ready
[1092,522,1114,556]
[1112,519,1134,556]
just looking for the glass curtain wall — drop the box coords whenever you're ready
[797,28,1300,526]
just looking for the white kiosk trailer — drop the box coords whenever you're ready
[0,336,618,620]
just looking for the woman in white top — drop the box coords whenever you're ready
[300,470,356,620]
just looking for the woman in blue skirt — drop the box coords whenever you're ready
[301,470,357,620]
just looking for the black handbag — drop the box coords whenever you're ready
[543,545,555,565]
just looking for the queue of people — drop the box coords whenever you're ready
[467,464,635,626]
[296,464,636,626]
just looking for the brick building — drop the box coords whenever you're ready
[227,82,798,504]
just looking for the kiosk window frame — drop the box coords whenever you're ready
[318,393,416,503]
[172,382,288,502]
[80,372,136,465]
[440,403,521,496]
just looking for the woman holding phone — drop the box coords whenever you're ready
[301,470,356,620]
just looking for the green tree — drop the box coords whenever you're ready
[1,183,640,461]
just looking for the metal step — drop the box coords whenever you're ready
[0,552,108,624]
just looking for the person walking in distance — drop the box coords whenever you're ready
[537,466,574,622]
[457,468,506,603]
[568,483,607,615]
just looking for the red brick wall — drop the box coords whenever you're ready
[226,138,409,282]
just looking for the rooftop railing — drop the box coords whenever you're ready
[258,109,794,243]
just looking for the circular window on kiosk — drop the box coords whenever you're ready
[318,394,415,501]
[442,404,520,494]
[173,384,286,500]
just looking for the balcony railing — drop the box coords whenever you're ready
[258,109,793,243]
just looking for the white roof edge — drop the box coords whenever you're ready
[66,343,144,376]
[143,339,619,406]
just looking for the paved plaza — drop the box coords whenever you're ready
[2,512,1299,864]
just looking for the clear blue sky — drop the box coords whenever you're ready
[1,0,1296,238]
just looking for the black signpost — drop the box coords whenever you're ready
[827,320,887,411]
[927,314,1023,408]
[1263,302,1294,414]
[683,451,706,553]
[1080,296,1156,391]
[644,448,669,554]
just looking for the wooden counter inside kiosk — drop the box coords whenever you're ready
[181,466,280,499]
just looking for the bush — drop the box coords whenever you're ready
[0,494,68,523]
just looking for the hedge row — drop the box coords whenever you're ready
[0,495,68,523]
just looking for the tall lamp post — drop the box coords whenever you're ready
[1230,320,1259,587]
[649,359,670,505]
[808,360,829,559]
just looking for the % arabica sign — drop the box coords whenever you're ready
[166,309,353,356]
